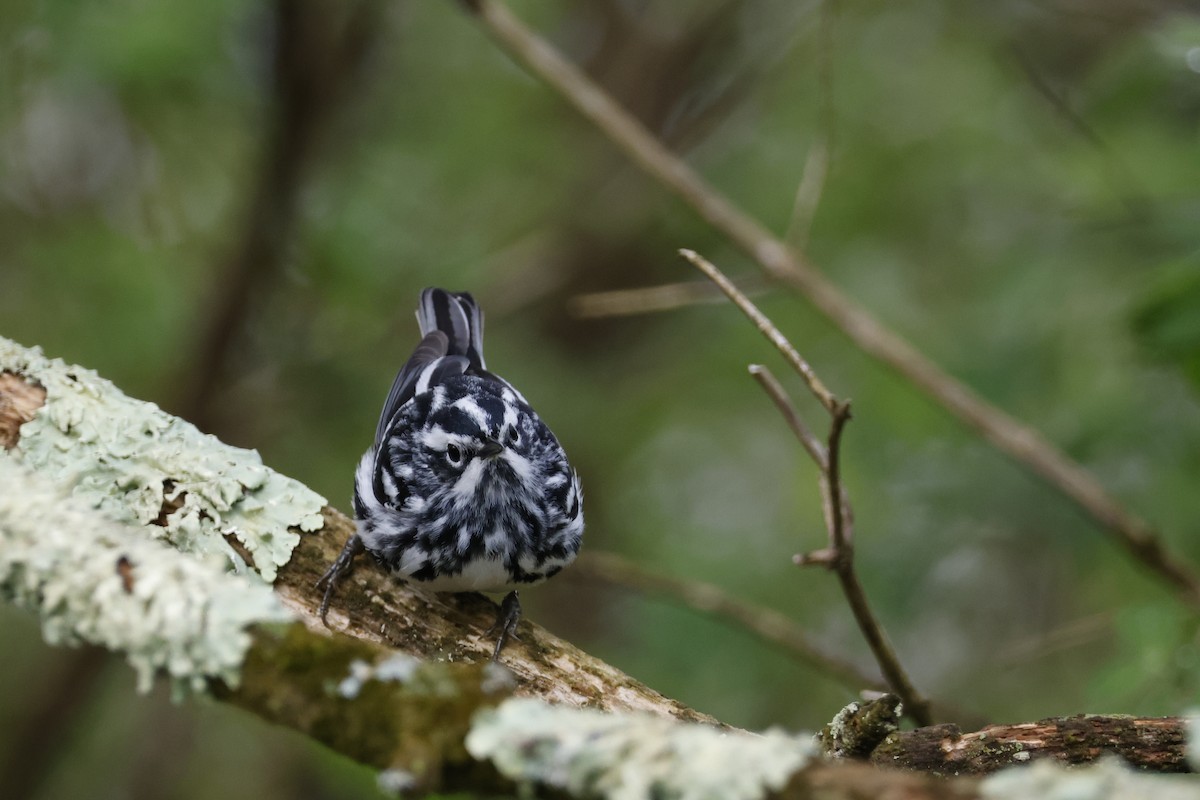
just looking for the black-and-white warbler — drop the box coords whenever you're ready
[318,288,584,659]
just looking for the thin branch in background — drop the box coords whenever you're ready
[784,0,837,248]
[683,247,931,725]
[0,646,112,800]
[680,248,839,414]
[572,551,885,694]
[1008,45,1145,220]
[568,275,768,320]
[785,134,830,250]
[748,364,827,469]
[460,0,1200,611]
[175,0,381,432]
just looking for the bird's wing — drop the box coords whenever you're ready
[373,330,469,445]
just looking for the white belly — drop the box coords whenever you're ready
[405,557,527,593]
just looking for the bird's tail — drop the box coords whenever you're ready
[417,288,485,371]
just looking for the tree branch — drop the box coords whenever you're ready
[176,0,381,432]
[749,364,828,468]
[280,507,717,723]
[457,0,1200,611]
[568,275,769,319]
[4,336,1195,796]
[783,0,836,249]
[0,337,716,725]
[681,248,839,414]
[681,249,932,726]
[871,714,1190,776]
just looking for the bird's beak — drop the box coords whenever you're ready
[479,439,504,459]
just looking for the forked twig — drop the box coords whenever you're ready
[459,0,1200,611]
[683,248,932,725]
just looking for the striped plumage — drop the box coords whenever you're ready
[319,288,584,659]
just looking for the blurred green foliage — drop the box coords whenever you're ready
[1133,252,1200,390]
[3,0,1200,797]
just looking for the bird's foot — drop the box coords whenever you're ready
[486,590,522,661]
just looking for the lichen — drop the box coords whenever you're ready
[1188,710,1200,773]
[0,338,326,581]
[338,654,423,699]
[0,457,291,692]
[466,698,816,800]
[818,694,902,759]
[376,769,418,795]
[980,757,1200,800]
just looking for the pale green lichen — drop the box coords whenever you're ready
[466,698,816,800]
[0,338,325,581]
[1187,709,1200,773]
[338,653,423,699]
[980,757,1200,800]
[819,694,902,759]
[376,769,418,796]
[0,457,292,692]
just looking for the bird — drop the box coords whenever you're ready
[317,287,584,660]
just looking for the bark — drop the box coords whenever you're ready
[274,504,718,724]
[0,370,46,449]
[871,715,1190,776]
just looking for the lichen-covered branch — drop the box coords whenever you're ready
[0,336,715,722]
[275,505,716,723]
[464,706,1200,800]
[0,335,724,792]
[1,338,326,584]
[0,455,502,791]
[0,456,292,692]
[222,624,520,793]
[6,336,1200,797]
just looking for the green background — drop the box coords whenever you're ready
[3,1,1200,797]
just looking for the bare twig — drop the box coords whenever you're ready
[681,248,839,414]
[784,0,837,248]
[785,134,831,250]
[1008,45,1144,219]
[176,0,380,431]
[460,0,1200,611]
[748,364,826,468]
[569,275,768,320]
[823,400,853,556]
[572,550,886,694]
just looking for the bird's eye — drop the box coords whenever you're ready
[506,427,521,447]
[445,443,463,466]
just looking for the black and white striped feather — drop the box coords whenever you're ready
[352,288,583,594]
